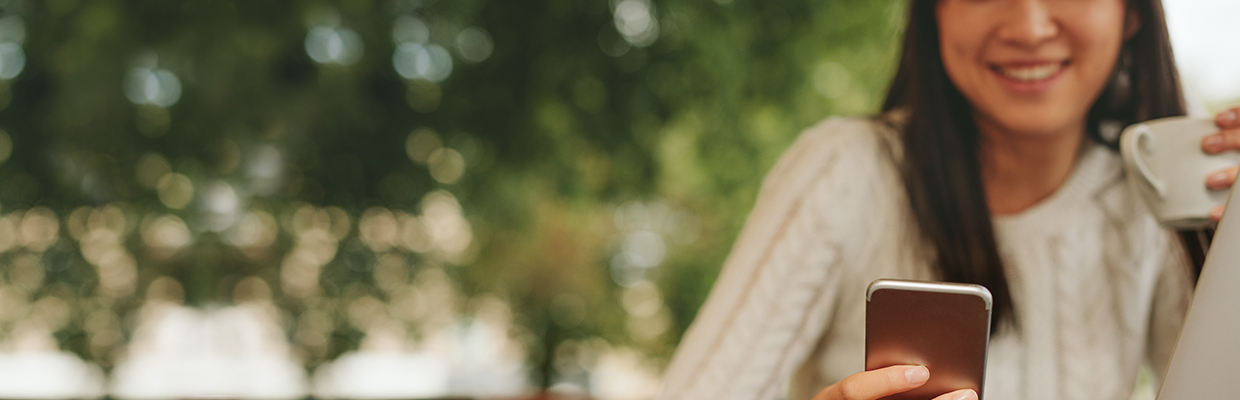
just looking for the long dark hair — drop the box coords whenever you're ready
[880,0,1190,331]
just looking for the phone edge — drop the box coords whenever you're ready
[865,279,994,311]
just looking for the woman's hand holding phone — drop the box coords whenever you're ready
[1200,107,1240,221]
[811,366,977,400]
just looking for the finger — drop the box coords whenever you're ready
[1211,206,1224,222]
[931,389,978,400]
[1206,166,1239,190]
[814,365,929,400]
[1201,129,1240,153]
[1216,108,1240,129]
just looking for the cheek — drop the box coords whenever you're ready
[1068,14,1126,93]
[936,17,984,92]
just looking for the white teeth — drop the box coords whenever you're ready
[999,63,1062,81]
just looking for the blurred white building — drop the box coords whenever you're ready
[313,309,527,399]
[110,301,308,399]
[0,351,105,399]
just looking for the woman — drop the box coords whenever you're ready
[657,0,1240,399]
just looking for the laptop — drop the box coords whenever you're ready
[1155,183,1240,399]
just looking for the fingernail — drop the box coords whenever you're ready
[905,366,929,385]
[1220,110,1237,124]
[1208,171,1232,188]
[1204,135,1224,152]
[1211,207,1224,221]
[954,389,978,400]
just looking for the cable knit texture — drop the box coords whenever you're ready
[657,117,1193,400]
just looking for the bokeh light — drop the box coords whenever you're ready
[201,181,240,232]
[427,148,465,184]
[613,0,659,47]
[246,145,284,196]
[0,214,17,253]
[123,67,182,108]
[391,16,430,45]
[398,213,434,253]
[19,207,59,252]
[156,173,194,209]
[281,205,347,299]
[371,253,408,294]
[419,190,473,262]
[10,252,45,291]
[455,27,493,63]
[0,44,16,80]
[359,207,398,252]
[0,15,25,44]
[306,26,363,66]
[405,128,442,165]
[393,43,453,82]
[224,210,278,249]
[0,15,25,80]
[141,215,192,251]
[609,200,689,287]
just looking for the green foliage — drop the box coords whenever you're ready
[0,0,904,387]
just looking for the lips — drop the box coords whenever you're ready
[991,61,1068,83]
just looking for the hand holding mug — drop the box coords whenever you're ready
[1121,113,1240,228]
[1201,107,1240,221]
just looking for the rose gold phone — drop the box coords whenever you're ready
[865,279,992,400]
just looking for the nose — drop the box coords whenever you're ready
[996,0,1059,48]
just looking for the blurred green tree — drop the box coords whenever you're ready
[0,0,903,390]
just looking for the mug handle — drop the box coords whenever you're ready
[1121,126,1168,198]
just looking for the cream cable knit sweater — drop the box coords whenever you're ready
[657,117,1193,400]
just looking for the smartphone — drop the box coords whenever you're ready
[865,279,992,400]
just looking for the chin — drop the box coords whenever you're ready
[982,106,1086,139]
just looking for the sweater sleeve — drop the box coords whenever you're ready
[657,119,877,400]
[1145,234,1194,385]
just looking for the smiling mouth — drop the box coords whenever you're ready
[992,62,1068,82]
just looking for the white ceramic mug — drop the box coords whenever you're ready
[1120,117,1240,228]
